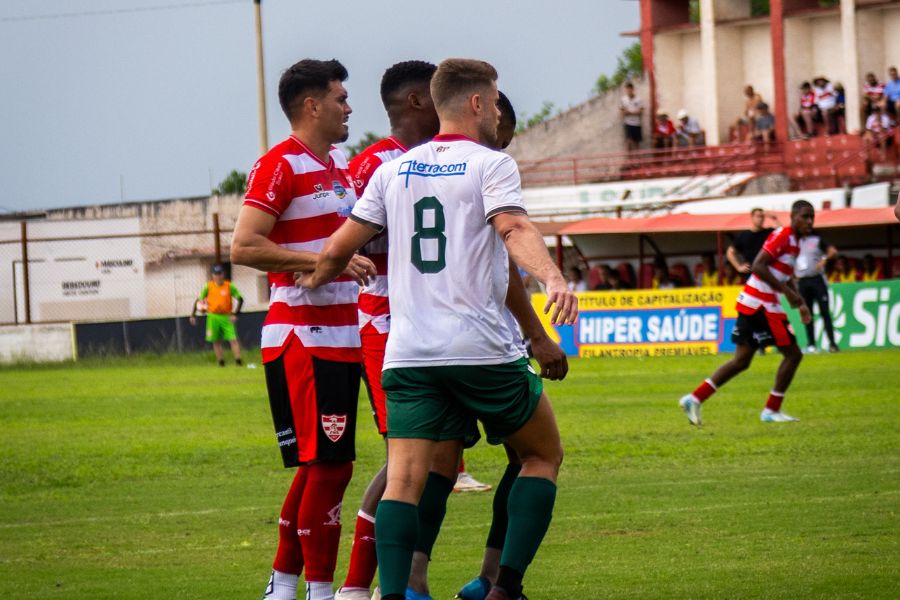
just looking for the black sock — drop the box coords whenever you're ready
[236,358,243,366]
[495,566,523,599]
[218,359,225,367]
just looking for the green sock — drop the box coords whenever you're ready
[375,499,418,596]
[414,472,455,557]
[499,476,557,575]
[486,463,522,549]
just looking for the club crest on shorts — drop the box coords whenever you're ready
[321,414,347,442]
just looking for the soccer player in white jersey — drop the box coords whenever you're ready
[680,200,815,425]
[298,58,577,600]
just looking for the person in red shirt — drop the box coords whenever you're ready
[794,81,817,138]
[679,200,815,425]
[653,111,677,149]
[231,58,376,600]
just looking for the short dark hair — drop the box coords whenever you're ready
[498,90,516,129]
[792,199,813,214]
[431,58,498,112]
[379,60,437,109]
[278,59,348,122]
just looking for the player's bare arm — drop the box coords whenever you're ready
[231,206,319,272]
[491,211,578,326]
[505,257,568,381]
[752,250,811,324]
[297,218,378,289]
[726,245,750,273]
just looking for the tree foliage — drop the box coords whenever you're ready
[345,131,383,158]
[593,42,643,95]
[212,170,247,196]
[516,101,556,133]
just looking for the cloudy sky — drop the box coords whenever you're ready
[0,0,639,212]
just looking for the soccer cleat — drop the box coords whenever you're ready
[454,472,492,493]
[805,345,817,354]
[370,588,381,600]
[335,588,371,600]
[679,394,702,426]
[483,586,528,600]
[760,409,800,422]
[829,345,840,353]
[455,576,492,600]
[405,586,433,600]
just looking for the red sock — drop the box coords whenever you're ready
[458,456,465,473]
[692,378,717,403]
[298,461,354,582]
[273,466,309,574]
[765,391,785,412]
[341,511,378,590]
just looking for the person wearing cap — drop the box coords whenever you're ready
[190,263,244,366]
[653,110,677,149]
[675,109,704,146]
[813,76,838,135]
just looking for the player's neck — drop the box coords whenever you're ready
[290,126,332,165]
[390,120,433,150]
[437,120,482,144]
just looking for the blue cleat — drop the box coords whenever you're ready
[456,576,492,600]
[405,586,432,600]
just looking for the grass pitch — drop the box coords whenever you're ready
[1,349,898,599]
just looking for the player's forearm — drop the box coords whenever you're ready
[501,221,566,290]
[234,298,243,314]
[505,258,546,341]
[231,233,318,273]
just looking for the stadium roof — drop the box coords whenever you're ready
[559,207,898,236]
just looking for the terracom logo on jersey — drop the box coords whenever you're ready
[398,159,467,187]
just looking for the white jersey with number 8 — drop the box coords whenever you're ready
[351,134,527,369]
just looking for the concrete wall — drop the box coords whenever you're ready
[0,323,74,363]
[654,31,705,122]
[506,79,651,162]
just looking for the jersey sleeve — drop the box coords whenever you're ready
[229,283,242,300]
[761,227,790,259]
[243,155,292,217]
[350,167,387,231]
[349,152,383,197]
[481,154,526,221]
[198,283,209,300]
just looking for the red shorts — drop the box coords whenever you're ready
[263,336,361,467]
[360,322,388,435]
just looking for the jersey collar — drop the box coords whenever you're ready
[289,135,334,168]
[432,134,477,143]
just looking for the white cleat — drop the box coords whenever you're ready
[805,345,818,354]
[454,472,492,493]
[371,588,382,600]
[760,409,800,422]
[679,394,702,426]
[335,589,372,600]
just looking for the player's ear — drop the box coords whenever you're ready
[469,92,482,115]
[408,91,422,109]
[303,95,320,118]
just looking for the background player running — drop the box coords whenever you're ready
[680,200,815,425]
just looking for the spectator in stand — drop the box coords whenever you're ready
[885,66,900,118]
[592,264,613,291]
[863,105,894,154]
[653,111,677,149]
[736,85,764,141]
[567,266,589,292]
[651,260,676,289]
[607,269,628,290]
[698,254,719,287]
[834,83,846,133]
[794,81,817,138]
[813,77,839,136]
[751,102,775,147]
[829,255,858,283]
[675,109,704,146]
[862,72,886,117]
[861,254,883,282]
[727,208,782,280]
[721,262,741,286]
[620,81,644,151]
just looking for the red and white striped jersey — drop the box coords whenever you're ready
[736,227,799,316]
[244,135,361,363]
[348,136,409,333]
[863,81,885,100]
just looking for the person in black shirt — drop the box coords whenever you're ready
[727,208,783,280]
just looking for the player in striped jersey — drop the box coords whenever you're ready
[231,59,376,600]
[299,58,577,600]
[680,200,815,425]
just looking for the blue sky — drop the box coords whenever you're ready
[0,0,639,212]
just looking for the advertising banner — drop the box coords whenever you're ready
[534,281,900,357]
[786,280,900,351]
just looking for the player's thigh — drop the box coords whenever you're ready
[446,358,543,446]
[220,318,237,341]
[382,366,470,443]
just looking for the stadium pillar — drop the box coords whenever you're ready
[640,0,657,126]
[213,212,222,264]
[20,222,31,325]
[769,0,789,145]
[840,0,861,134]
[254,0,269,154]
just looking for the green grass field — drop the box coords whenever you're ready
[1,349,898,599]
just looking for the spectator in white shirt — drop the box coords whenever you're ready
[620,82,644,152]
[676,109,705,147]
[813,76,838,135]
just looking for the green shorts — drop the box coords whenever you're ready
[381,357,543,445]
[205,313,236,342]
